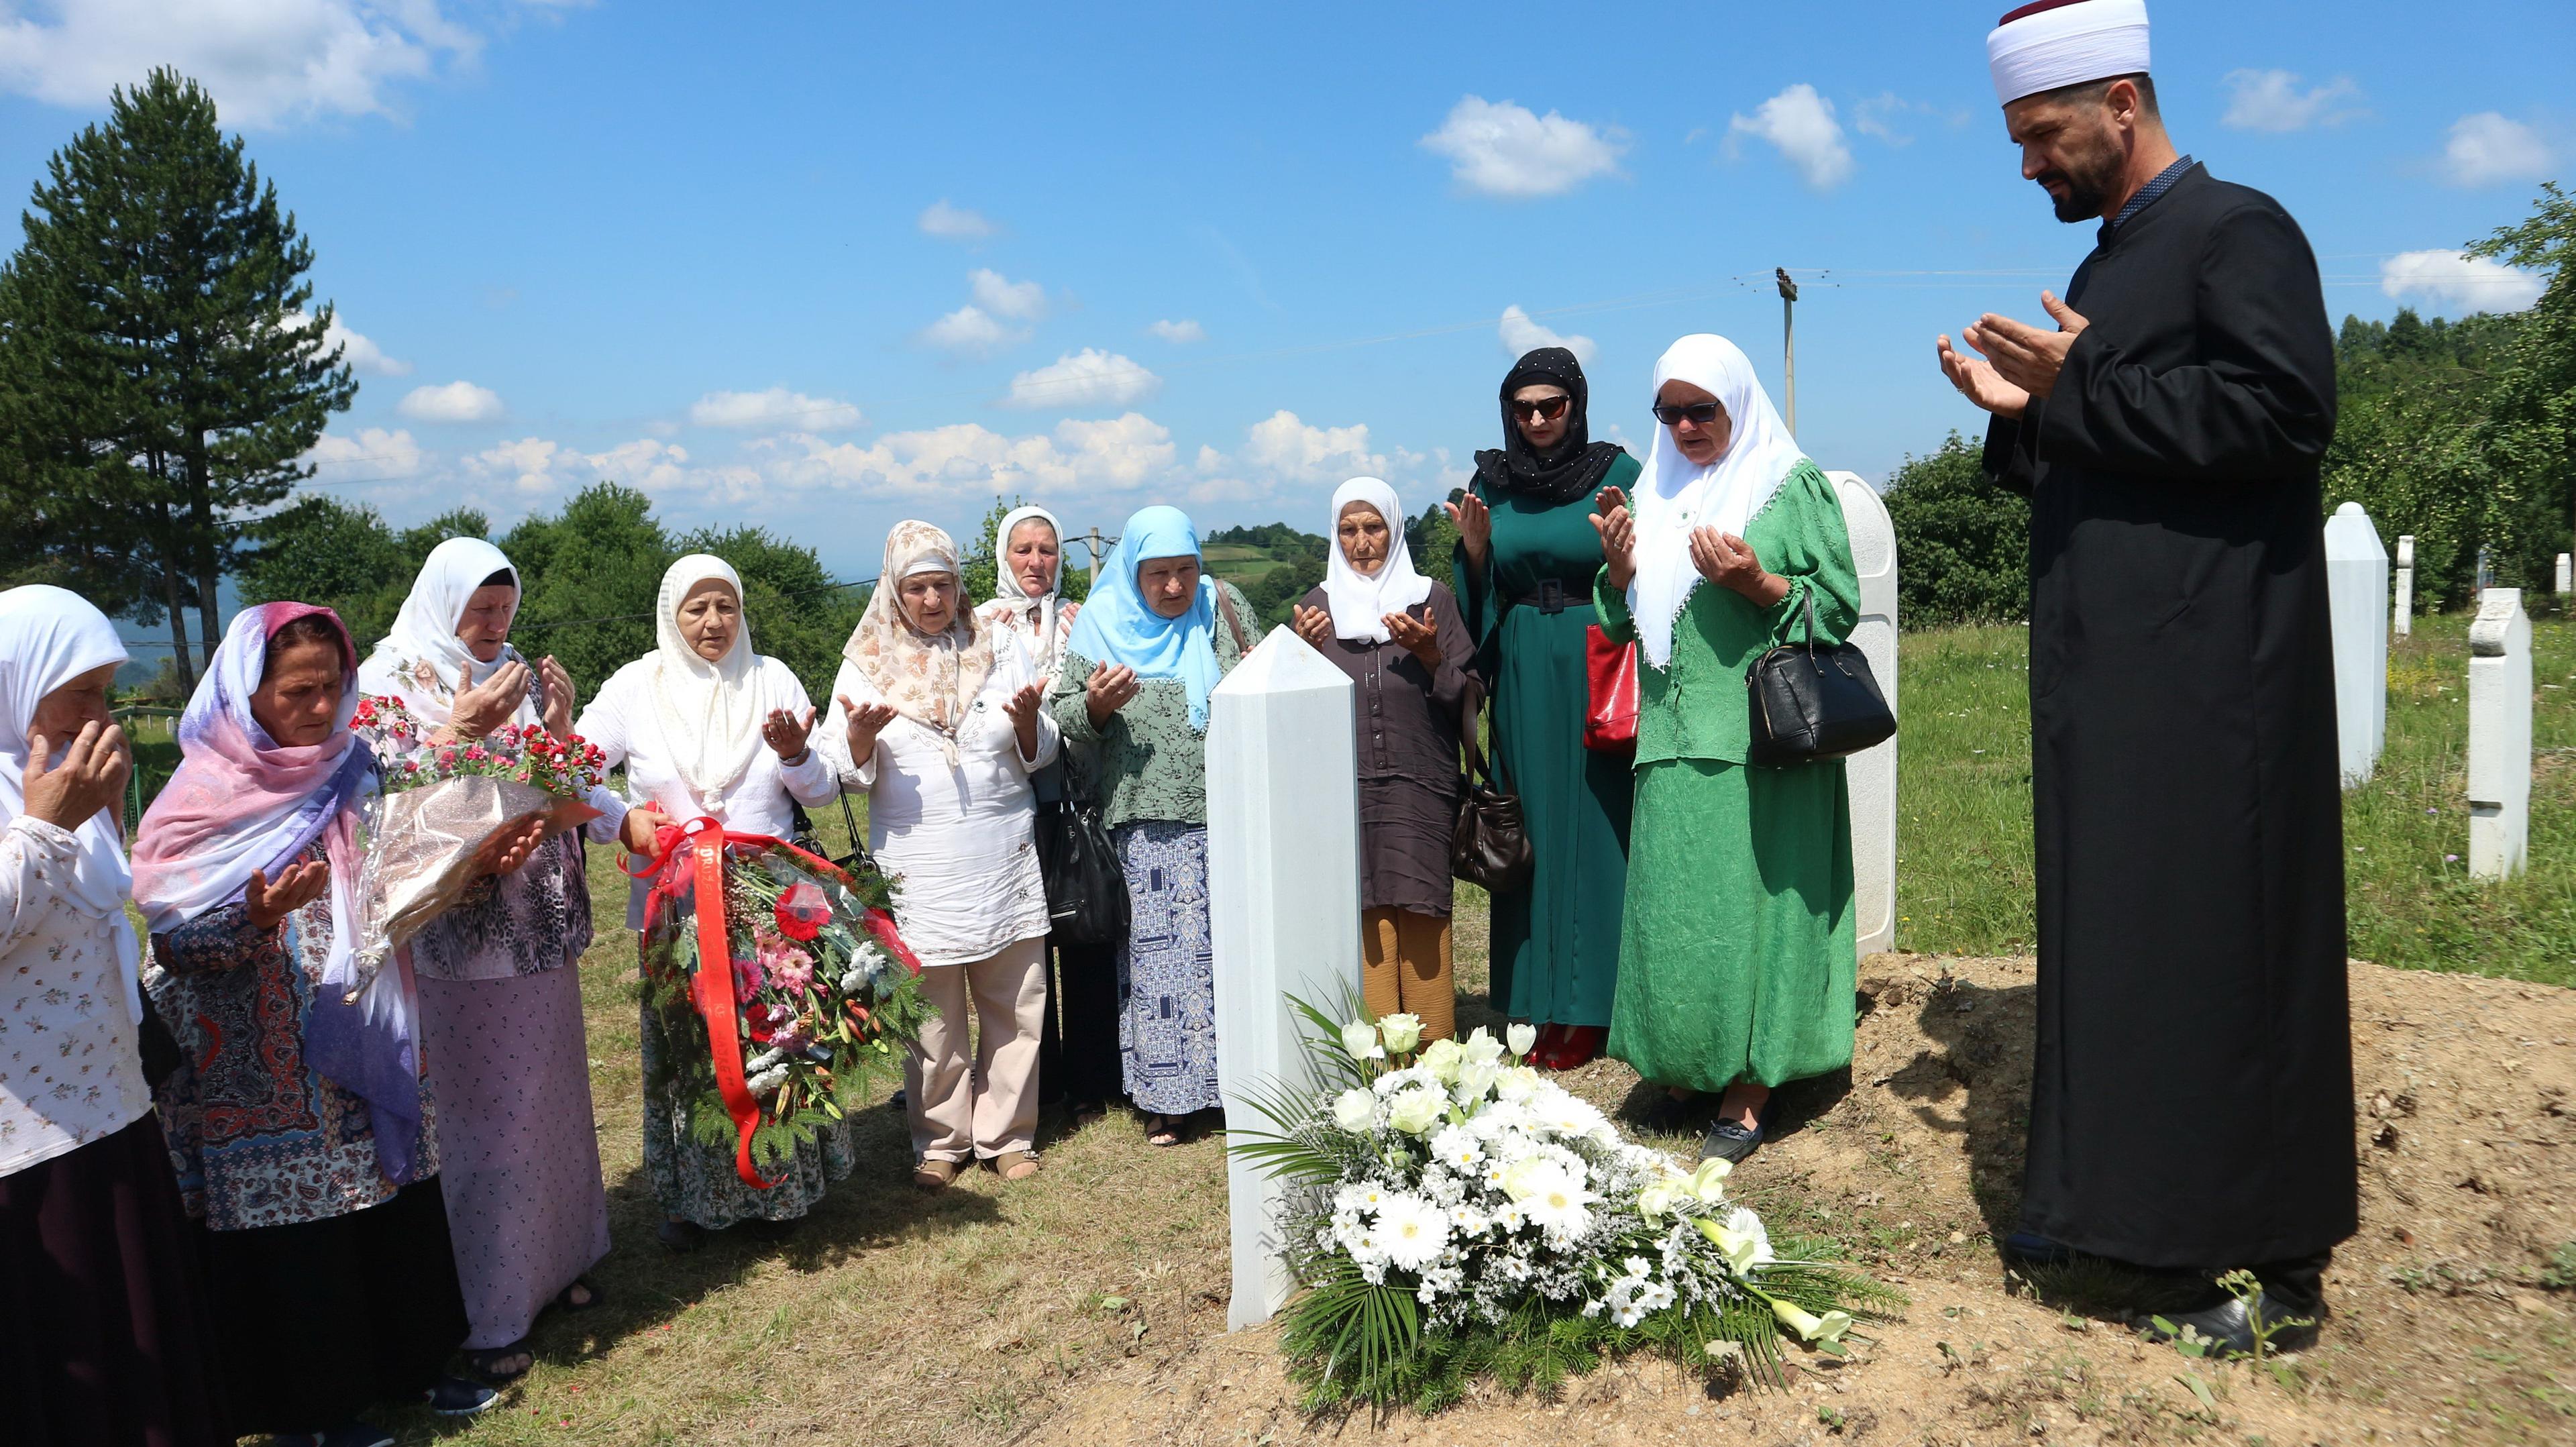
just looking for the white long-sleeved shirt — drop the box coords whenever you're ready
[814,645,1057,967]
[576,655,842,926]
[0,816,149,1178]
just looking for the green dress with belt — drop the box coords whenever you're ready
[1454,451,1640,1028]
[1593,460,1861,1091]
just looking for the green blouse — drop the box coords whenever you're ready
[1045,580,1256,830]
[1591,461,1860,768]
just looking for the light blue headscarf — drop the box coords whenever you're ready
[1067,504,1222,731]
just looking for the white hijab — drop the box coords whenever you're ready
[988,504,1067,672]
[647,554,770,812]
[357,536,532,730]
[0,585,139,1019]
[1322,478,1434,643]
[1627,334,1809,669]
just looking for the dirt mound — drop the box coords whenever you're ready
[1020,956,2576,1446]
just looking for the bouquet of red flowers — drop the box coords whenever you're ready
[635,819,932,1186]
[346,696,605,992]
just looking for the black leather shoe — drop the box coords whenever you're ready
[2000,1230,2074,1268]
[2137,1292,2322,1356]
[1699,1117,1763,1164]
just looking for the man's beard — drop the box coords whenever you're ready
[2036,134,2125,223]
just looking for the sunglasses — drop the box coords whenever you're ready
[1652,401,1724,427]
[1509,394,1572,422]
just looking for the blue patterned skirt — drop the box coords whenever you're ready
[1113,821,1222,1116]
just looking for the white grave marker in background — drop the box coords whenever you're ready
[1208,626,1362,1331]
[2467,588,2532,881]
[2558,553,2571,595]
[1828,471,1898,960]
[2322,502,2389,786]
[2394,535,2414,639]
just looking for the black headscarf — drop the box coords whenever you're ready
[1471,347,1627,506]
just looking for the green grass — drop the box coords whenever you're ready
[1896,611,2576,986]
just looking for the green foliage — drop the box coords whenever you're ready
[0,68,354,688]
[237,495,413,641]
[958,496,1091,608]
[1881,433,2030,627]
[1405,495,1463,596]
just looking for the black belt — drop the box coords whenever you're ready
[1511,579,1580,614]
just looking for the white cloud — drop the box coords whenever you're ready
[2219,69,2362,133]
[284,309,410,376]
[737,414,1176,503]
[302,425,423,482]
[969,268,1046,322]
[0,0,488,130]
[1000,349,1162,411]
[920,305,1018,358]
[2379,250,2548,313]
[465,435,710,498]
[1852,92,1967,147]
[2441,112,2555,187]
[1240,411,1387,485]
[1419,95,1627,199]
[688,387,862,431]
[918,199,995,241]
[397,380,504,423]
[1497,305,1595,365]
[1148,318,1205,344]
[1727,84,1853,191]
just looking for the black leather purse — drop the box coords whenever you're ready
[1450,682,1534,893]
[1037,784,1130,945]
[1746,592,1895,767]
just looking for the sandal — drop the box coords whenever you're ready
[1145,1114,1182,1147]
[913,1157,963,1190]
[992,1148,1042,1181]
[551,1277,604,1313]
[425,1375,500,1416]
[462,1340,534,1384]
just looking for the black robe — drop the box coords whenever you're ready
[1982,163,2357,1270]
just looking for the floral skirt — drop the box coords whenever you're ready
[639,996,855,1230]
[1113,821,1223,1116]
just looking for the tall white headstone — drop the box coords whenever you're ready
[2394,535,2414,639]
[1207,626,1363,1331]
[2467,589,2532,881]
[1827,471,1898,960]
[2558,553,2571,595]
[2322,502,2389,786]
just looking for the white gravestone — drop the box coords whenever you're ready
[2394,535,2414,639]
[1208,625,1364,1331]
[2467,589,2532,881]
[1827,472,1898,960]
[2322,502,2389,786]
[2559,553,2571,595]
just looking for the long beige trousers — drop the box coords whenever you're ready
[906,936,1049,1163]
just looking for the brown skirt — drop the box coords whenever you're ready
[0,1114,228,1447]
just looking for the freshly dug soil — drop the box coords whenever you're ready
[1021,955,2576,1446]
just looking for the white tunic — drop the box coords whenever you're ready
[816,645,1058,967]
[576,654,842,926]
[0,816,150,1177]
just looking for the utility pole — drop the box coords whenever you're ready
[1087,527,1104,592]
[1775,266,1800,435]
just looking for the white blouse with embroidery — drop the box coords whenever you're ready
[0,815,150,1177]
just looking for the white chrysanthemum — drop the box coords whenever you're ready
[1507,1158,1599,1235]
[1723,1205,1775,1267]
[1448,1204,1488,1236]
[1372,1064,1436,1097]
[1429,1124,1485,1173]
[1375,1193,1452,1272]
[1493,1203,1527,1233]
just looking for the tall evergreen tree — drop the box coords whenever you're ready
[0,68,354,688]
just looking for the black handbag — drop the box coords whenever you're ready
[788,789,877,875]
[1450,681,1534,893]
[1037,785,1130,945]
[1745,591,1895,767]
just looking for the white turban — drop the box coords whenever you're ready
[1988,0,2151,107]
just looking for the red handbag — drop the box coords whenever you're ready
[1583,624,1639,757]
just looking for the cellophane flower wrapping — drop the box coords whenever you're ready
[1230,1002,1904,1413]
[639,836,933,1173]
[346,697,604,990]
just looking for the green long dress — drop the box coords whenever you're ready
[1454,451,1640,1029]
[1594,460,1861,1092]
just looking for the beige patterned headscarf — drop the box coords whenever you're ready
[843,521,995,757]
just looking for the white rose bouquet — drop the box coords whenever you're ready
[1231,1002,1902,1413]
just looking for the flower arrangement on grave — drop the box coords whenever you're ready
[633,818,932,1185]
[343,695,604,993]
[1231,1002,1903,1413]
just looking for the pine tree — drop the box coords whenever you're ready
[0,68,354,688]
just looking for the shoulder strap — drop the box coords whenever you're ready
[1215,586,1250,657]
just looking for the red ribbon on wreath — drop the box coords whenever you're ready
[626,816,921,1188]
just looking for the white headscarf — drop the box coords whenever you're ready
[1322,478,1434,643]
[357,536,531,730]
[1627,334,1809,669]
[0,585,138,1020]
[987,504,1067,670]
[647,554,769,812]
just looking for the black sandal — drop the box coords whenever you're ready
[462,1340,533,1383]
[551,1277,604,1313]
[1145,1114,1182,1146]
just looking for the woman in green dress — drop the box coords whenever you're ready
[1448,347,1640,1071]
[1591,333,1859,1163]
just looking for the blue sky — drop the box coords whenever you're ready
[1,0,2569,580]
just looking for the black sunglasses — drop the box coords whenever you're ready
[1652,401,1724,427]
[1509,394,1572,422]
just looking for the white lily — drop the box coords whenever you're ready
[1770,1298,1852,1346]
